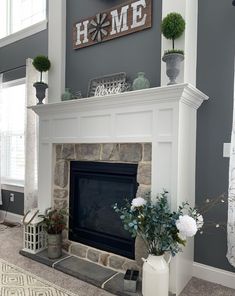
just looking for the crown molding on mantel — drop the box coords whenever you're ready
[29,83,208,116]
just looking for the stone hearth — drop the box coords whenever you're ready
[53,142,151,272]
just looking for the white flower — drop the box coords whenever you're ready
[196,214,204,229]
[131,197,147,209]
[176,215,198,237]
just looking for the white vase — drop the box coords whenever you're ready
[142,254,171,296]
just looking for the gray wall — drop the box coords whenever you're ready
[195,0,235,271]
[0,30,48,74]
[66,0,162,97]
[0,190,24,215]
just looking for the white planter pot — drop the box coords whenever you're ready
[142,254,170,296]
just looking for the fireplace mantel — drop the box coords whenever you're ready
[30,83,208,295]
[30,83,206,116]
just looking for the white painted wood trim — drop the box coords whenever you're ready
[161,0,198,87]
[1,184,24,194]
[48,0,66,103]
[184,0,198,87]
[29,84,208,116]
[161,0,185,86]
[0,20,47,48]
[0,211,23,224]
[193,262,235,290]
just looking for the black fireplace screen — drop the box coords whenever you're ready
[69,161,138,259]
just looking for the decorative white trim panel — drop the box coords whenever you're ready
[193,262,235,290]
[48,0,66,102]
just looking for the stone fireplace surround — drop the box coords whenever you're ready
[30,84,208,295]
[54,142,152,272]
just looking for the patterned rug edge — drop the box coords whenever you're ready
[0,257,79,296]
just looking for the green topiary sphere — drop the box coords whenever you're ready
[161,13,185,50]
[33,55,51,72]
[33,55,51,82]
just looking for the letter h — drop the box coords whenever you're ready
[76,20,89,45]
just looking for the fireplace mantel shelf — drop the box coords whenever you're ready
[29,83,208,116]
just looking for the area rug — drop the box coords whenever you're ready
[0,224,8,231]
[0,223,19,232]
[0,258,78,295]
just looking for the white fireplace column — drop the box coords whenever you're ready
[30,84,208,295]
[48,0,66,103]
[161,0,198,87]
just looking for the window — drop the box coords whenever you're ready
[0,79,26,186]
[0,0,46,39]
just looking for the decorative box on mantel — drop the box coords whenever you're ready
[29,83,208,296]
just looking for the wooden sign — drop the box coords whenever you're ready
[73,0,152,50]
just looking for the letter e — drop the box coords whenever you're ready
[131,0,147,29]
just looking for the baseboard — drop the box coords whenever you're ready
[193,262,235,290]
[0,210,23,224]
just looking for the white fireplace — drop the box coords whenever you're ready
[30,83,208,295]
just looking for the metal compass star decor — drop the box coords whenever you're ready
[89,13,111,43]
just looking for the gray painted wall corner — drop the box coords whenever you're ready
[196,0,235,272]
[0,30,48,74]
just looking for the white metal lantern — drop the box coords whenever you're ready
[22,209,47,254]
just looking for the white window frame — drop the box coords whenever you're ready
[0,0,47,48]
[1,183,24,193]
[1,78,26,188]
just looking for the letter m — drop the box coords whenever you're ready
[110,5,129,35]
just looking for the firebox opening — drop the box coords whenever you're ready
[69,161,138,259]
